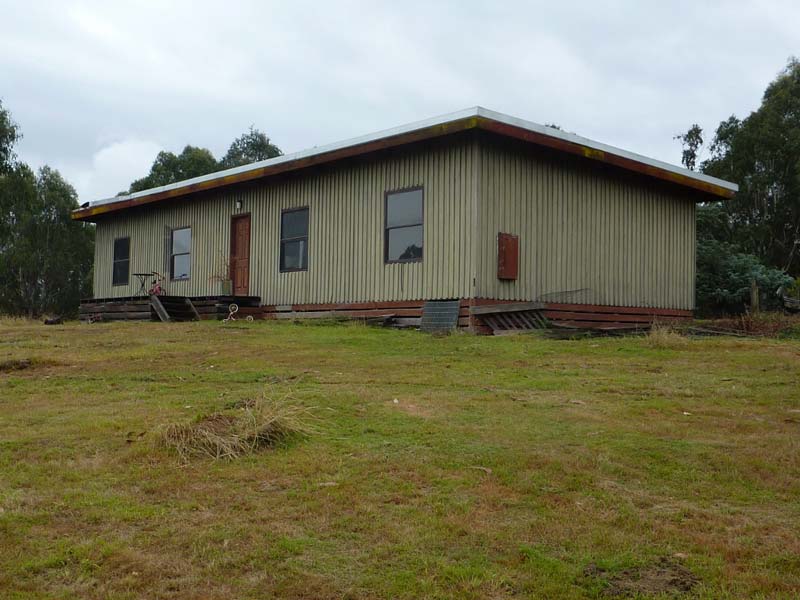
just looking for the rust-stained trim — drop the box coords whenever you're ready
[475,118,736,199]
[72,107,737,222]
[72,118,478,221]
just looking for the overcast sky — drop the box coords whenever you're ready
[1,0,797,201]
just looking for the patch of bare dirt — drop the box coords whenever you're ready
[390,398,435,418]
[585,557,699,597]
[0,358,33,372]
[0,357,61,373]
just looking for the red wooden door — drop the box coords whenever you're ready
[231,215,251,296]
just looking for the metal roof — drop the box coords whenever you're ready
[72,106,738,221]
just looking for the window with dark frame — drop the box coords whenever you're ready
[170,227,191,280]
[280,208,309,272]
[112,237,130,286]
[385,187,423,263]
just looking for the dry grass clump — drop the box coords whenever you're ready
[156,396,314,461]
[645,322,689,349]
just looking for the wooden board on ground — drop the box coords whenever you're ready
[469,302,545,315]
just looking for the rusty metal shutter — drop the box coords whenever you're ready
[497,232,519,280]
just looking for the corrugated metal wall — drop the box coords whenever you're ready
[93,133,697,310]
[475,136,696,309]
[93,137,478,303]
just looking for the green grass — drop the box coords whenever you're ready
[1,319,799,598]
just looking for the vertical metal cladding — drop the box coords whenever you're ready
[476,137,696,310]
[91,133,698,311]
[92,138,477,303]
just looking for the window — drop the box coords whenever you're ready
[385,188,423,262]
[170,227,191,280]
[280,208,308,272]
[112,237,130,286]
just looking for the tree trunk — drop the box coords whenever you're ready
[750,279,760,313]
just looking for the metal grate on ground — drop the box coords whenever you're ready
[420,300,461,333]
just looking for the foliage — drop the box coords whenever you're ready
[785,276,800,298]
[694,204,791,315]
[687,58,800,276]
[674,123,703,171]
[0,165,94,317]
[129,127,282,193]
[696,203,731,241]
[0,103,94,317]
[0,99,20,173]
[129,145,218,192]
[679,58,800,314]
[219,125,282,169]
[696,236,791,315]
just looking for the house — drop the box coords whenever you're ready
[72,107,738,331]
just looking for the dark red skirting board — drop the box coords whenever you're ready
[81,295,692,332]
[468,298,692,333]
[248,298,691,333]
[254,299,472,327]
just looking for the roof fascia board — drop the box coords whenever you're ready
[72,106,738,221]
[72,110,481,221]
[474,107,737,198]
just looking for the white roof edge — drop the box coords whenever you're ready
[83,106,737,209]
[474,107,738,193]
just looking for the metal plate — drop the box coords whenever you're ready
[420,300,461,333]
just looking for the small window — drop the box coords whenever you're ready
[280,208,308,272]
[170,227,191,280]
[385,188,423,263]
[112,237,130,286]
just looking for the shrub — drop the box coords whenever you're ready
[784,277,800,299]
[696,238,792,316]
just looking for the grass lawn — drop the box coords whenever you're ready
[1,319,799,599]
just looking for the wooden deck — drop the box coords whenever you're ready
[79,295,262,323]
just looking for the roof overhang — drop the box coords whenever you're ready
[72,107,738,221]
